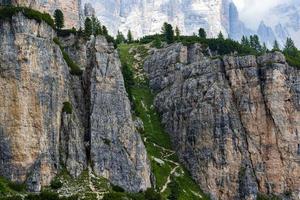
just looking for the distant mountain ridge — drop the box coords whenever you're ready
[83,0,300,48]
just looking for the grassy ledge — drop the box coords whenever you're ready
[0,6,55,28]
[118,43,210,200]
[53,37,83,76]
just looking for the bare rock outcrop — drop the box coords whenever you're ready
[145,43,300,200]
[0,13,151,193]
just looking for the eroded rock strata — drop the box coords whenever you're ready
[0,13,151,192]
[145,44,300,200]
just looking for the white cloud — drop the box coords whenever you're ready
[233,0,292,29]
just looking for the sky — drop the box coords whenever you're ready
[232,0,292,29]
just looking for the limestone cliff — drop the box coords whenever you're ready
[0,0,82,28]
[0,13,151,193]
[144,44,300,200]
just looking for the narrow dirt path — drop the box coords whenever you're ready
[88,167,101,200]
[160,165,180,193]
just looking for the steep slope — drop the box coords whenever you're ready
[0,12,151,195]
[144,43,300,200]
[118,43,209,200]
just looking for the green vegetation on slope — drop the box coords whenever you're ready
[0,6,55,28]
[0,176,26,198]
[118,43,210,200]
[53,37,83,76]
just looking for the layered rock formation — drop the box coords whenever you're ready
[0,13,151,192]
[144,44,300,200]
[0,0,82,28]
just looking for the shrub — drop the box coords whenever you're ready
[168,177,180,200]
[1,196,23,200]
[60,195,79,200]
[285,54,300,68]
[61,51,83,75]
[102,192,125,200]
[50,179,63,190]
[62,102,73,114]
[7,181,26,192]
[40,190,60,200]
[56,29,77,37]
[151,37,162,49]
[112,185,125,192]
[25,191,59,200]
[144,188,162,200]
[102,138,111,146]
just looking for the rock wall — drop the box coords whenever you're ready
[0,0,82,28]
[144,44,300,200]
[83,0,231,38]
[0,13,151,193]
[86,37,151,192]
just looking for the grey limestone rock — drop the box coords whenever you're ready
[144,43,300,200]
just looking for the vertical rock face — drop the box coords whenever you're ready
[0,13,82,192]
[88,37,151,192]
[0,13,151,193]
[83,0,232,38]
[257,21,276,48]
[0,0,82,28]
[228,2,254,40]
[144,44,300,200]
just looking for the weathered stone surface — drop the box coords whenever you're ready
[88,36,152,192]
[0,14,151,193]
[0,13,81,192]
[0,0,82,28]
[145,44,300,200]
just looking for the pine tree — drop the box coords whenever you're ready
[162,23,174,44]
[102,25,108,36]
[54,9,64,30]
[283,37,298,57]
[84,17,93,37]
[116,31,126,44]
[262,43,268,53]
[198,28,206,39]
[241,36,250,47]
[127,30,133,43]
[167,177,180,200]
[218,31,224,40]
[250,35,262,52]
[91,16,102,35]
[152,36,162,48]
[272,40,280,51]
[175,26,180,40]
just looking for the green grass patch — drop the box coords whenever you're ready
[132,87,172,149]
[0,6,55,28]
